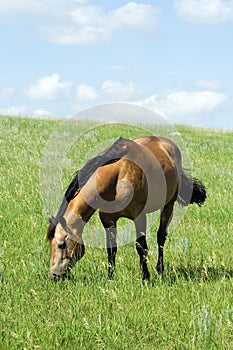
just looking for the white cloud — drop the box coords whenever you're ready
[71,5,105,26]
[110,2,158,32]
[0,1,158,45]
[74,0,89,4]
[27,73,72,100]
[164,90,227,114]
[32,108,56,118]
[174,0,233,24]
[196,79,222,90]
[137,90,227,123]
[101,80,137,100]
[0,0,76,20]
[41,2,158,45]
[42,24,111,46]
[76,84,98,101]
[0,106,27,116]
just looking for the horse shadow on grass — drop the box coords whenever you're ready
[62,264,233,288]
[151,264,233,286]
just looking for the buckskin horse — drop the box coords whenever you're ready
[46,136,206,281]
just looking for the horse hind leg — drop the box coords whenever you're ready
[106,226,117,279]
[99,213,117,279]
[134,213,150,281]
[156,199,175,275]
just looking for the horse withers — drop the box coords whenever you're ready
[46,136,206,281]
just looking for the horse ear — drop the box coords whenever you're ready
[48,214,56,226]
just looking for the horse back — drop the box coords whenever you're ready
[92,136,180,215]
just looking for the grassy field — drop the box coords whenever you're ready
[0,116,232,349]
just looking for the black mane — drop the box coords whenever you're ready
[46,137,129,240]
[65,137,129,201]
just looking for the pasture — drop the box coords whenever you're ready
[0,116,232,349]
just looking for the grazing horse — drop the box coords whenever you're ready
[46,136,206,281]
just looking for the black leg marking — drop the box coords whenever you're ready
[106,226,117,279]
[156,200,175,275]
[134,214,150,281]
[99,213,117,280]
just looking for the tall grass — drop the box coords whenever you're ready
[0,116,232,349]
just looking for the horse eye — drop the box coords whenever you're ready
[57,242,66,249]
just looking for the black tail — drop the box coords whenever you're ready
[177,169,206,207]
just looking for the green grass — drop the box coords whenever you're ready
[0,116,232,349]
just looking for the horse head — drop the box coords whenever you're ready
[47,215,85,281]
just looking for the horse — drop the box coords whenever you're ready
[46,135,206,281]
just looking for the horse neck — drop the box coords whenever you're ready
[63,192,95,234]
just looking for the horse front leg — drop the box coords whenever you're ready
[134,213,150,281]
[99,213,117,279]
[156,200,175,275]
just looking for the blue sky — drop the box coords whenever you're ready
[0,0,233,129]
